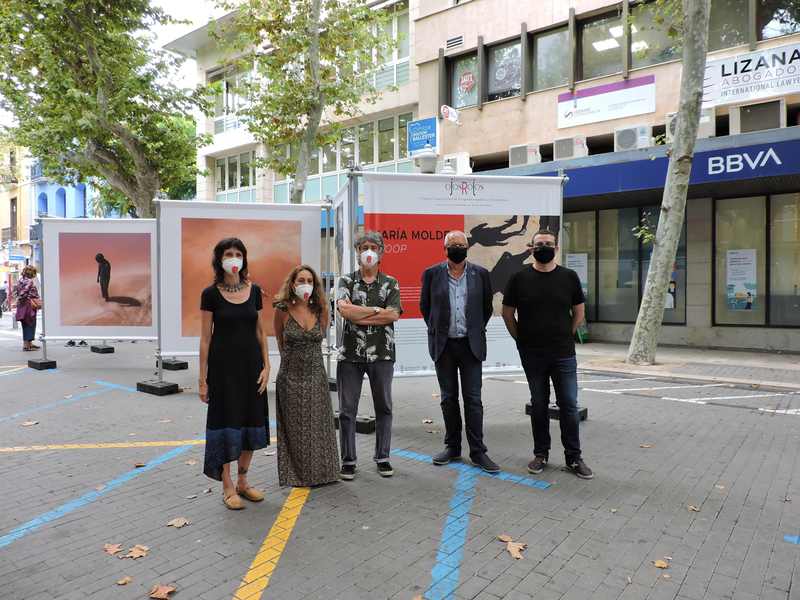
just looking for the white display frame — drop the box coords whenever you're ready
[41,218,158,341]
[157,200,323,357]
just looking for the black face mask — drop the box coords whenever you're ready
[532,245,556,264]
[446,246,468,264]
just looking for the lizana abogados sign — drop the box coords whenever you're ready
[703,41,800,108]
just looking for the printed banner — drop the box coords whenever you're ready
[726,249,758,311]
[363,172,563,373]
[558,75,656,128]
[41,219,157,340]
[158,200,322,356]
[566,253,589,298]
[703,41,800,108]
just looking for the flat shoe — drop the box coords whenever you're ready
[223,492,245,510]
[236,486,264,502]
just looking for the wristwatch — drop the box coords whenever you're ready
[373,306,380,315]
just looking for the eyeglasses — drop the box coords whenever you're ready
[532,241,556,248]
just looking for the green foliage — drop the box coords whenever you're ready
[216,0,397,201]
[632,210,657,246]
[0,0,212,217]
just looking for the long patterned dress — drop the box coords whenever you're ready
[275,306,340,487]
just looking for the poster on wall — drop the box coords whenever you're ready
[565,253,588,299]
[41,218,157,339]
[558,75,656,128]
[158,201,322,356]
[726,249,757,310]
[363,172,563,373]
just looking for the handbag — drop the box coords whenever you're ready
[30,297,43,311]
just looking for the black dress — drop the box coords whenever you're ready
[201,284,270,481]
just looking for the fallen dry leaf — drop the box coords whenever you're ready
[149,584,177,599]
[497,534,513,543]
[422,419,434,424]
[95,485,106,492]
[653,559,669,569]
[639,443,654,448]
[116,576,132,586]
[185,494,198,500]
[785,495,792,503]
[21,420,39,427]
[166,517,190,529]
[64,394,72,399]
[627,576,632,584]
[663,556,673,560]
[662,574,672,579]
[134,462,146,468]
[203,488,213,495]
[715,484,725,490]
[121,544,149,559]
[103,543,123,556]
[184,459,197,466]
[610,508,618,514]
[688,505,700,512]
[158,418,172,424]
[506,541,527,560]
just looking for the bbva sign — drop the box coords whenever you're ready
[707,147,782,175]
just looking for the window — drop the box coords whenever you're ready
[215,159,225,192]
[378,117,395,163]
[581,12,623,80]
[598,208,640,321]
[322,143,337,173]
[534,27,570,90]
[487,40,522,101]
[563,212,597,321]
[227,155,239,190]
[340,128,355,169]
[239,152,251,188]
[215,151,256,201]
[398,113,412,159]
[758,2,800,40]
[769,194,800,326]
[639,209,687,324]
[370,2,410,90]
[631,2,682,68]
[451,53,479,108]
[37,192,48,216]
[309,147,320,176]
[208,67,249,134]
[715,197,767,325]
[708,0,748,51]
[359,123,375,165]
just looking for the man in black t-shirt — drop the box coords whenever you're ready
[502,229,593,480]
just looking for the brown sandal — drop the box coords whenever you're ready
[236,486,265,502]
[222,491,244,510]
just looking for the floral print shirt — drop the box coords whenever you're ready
[337,270,402,363]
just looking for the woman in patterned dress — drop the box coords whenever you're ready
[273,265,340,487]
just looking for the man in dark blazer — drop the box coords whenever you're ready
[420,230,499,473]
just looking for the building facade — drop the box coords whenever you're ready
[168,0,800,352]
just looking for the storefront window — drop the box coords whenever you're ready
[488,40,522,101]
[398,113,411,159]
[563,212,597,321]
[581,13,623,80]
[631,2,682,69]
[534,27,570,90]
[770,193,800,326]
[639,208,687,324]
[378,117,395,163]
[359,123,374,165]
[758,2,800,39]
[708,0,748,52]
[715,197,766,325]
[451,53,479,108]
[227,155,238,190]
[598,208,639,321]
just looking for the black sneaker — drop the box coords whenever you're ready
[340,465,356,481]
[377,462,394,477]
[78,340,88,347]
[527,456,547,474]
[567,459,593,480]
[432,448,461,465]
[65,340,76,347]
[472,453,500,473]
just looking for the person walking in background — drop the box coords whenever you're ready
[14,266,41,352]
[0,279,7,319]
[199,238,270,510]
[273,265,339,488]
[502,229,593,480]
[95,253,111,301]
[336,231,402,480]
[420,231,499,473]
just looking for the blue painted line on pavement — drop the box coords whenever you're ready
[391,449,551,490]
[94,380,138,393]
[0,445,192,549]
[425,469,478,600]
[0,387,110,424]
[785,535,800,545]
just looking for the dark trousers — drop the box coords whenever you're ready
[518,350,581,462]
[21,315,37,342]
[100,279,109,300]
[434,338,487,459]
[336,360,393,465]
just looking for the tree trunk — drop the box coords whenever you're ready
[289,0,323,205]
[626,0,711,365]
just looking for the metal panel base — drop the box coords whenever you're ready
[333,410,376,434]
[90,345,115,354]
[137,380,180,396]
[162,359,189,371]
[28,358,57,370]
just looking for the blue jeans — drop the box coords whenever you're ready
[21,315,37,342]
[518,351,581,462]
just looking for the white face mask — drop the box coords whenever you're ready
[360,249,379,267]
[222,257,243,275]
[294,283,313,301]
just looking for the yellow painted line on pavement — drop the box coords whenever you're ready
[233,487,311,600]
[0,437,277,453]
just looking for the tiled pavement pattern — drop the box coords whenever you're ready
[1,336,799,599]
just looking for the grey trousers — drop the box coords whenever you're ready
[337,360,394,465]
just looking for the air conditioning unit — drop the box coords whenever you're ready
[666,107,716,142]
[729,98,786,135]
[553,135,588,161]
[614,125,653,152]
[508,143,541,167]
[441,152,472,175]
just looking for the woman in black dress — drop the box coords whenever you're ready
[199,238,270,510]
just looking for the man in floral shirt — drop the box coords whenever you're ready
[336,231,402,480]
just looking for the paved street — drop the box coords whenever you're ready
[1,317,799,600]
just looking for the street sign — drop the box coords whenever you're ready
[407,117,438,155]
